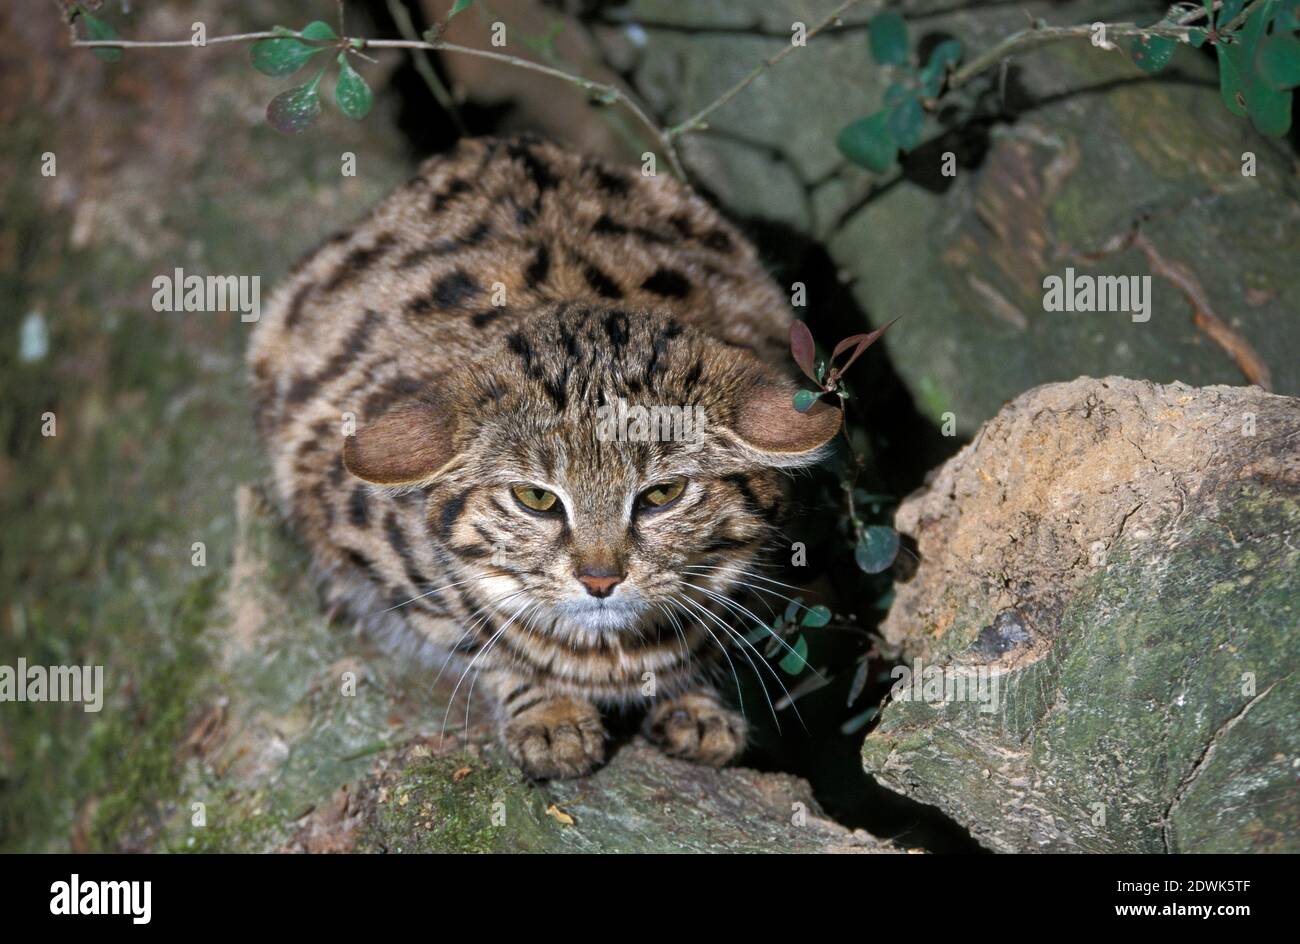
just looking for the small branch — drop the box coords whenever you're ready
[69,18,686,178]
[364,37,685,177]
[73,31,287,48]
[384,0,466,135]
[949,0,1262,92]
[667,0,877,138]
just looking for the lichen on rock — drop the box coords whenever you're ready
[863,377,1299,852]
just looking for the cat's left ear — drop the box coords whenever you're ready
[723,384,842,467]
[343,394,461,486]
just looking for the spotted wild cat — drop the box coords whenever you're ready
[248,136,841,779]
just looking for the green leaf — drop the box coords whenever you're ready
[300,20,338,41]
[251,37,321,76]
[855,526,900,574]
[927,38,963,69]
[1189,28,1208,48]
[847,660,870,706]
[919,39,962,96]
[884,82,911,107]
[782,600,801,624]
[1247,85,1293,135]
[840,707,879,736]
[1278,0,1300,30]
[449,0,475,19]
[1129,34,1176,74]
[887,95,924,151]
[792,389,822,413]
[800,604,831,628]
[1219,0,1247,27]
[868,12,909,66]
[79,8,123,62]
[334,54,373,120]
[778,635,809,675]
[1217,0,1293,135]
[836,111,897,172]
[1218,43,1250,116]
[763,633,783,659]
[266,73,324,134]
[1257,33,1300,90]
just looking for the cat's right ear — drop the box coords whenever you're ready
[343,395,460,486]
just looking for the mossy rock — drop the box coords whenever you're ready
[0,0,412,852]
[862,377,1299,852]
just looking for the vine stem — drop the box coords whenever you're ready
[383,0,466,136]
[361,37,686,177]
[666,0,879,138]
[73,31,285,47]
[69,21,689,177]
[948,0,1261,92]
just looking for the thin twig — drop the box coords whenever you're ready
[949,0,1261,92]
[667,0,878,138]
[385,0,466,135]
[70,22,686,177]
[74,31,287,48]
[362,37,685,177]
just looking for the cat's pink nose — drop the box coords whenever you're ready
[577,571,622,598]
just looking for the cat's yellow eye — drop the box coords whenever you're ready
[639,478,687,510]
[511,484,560,513]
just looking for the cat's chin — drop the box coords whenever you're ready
[553,596,648,634]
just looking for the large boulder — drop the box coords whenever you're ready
[862,377,1299,852]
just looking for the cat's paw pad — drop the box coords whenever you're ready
[503,697,606,780]
[643,693,746,767]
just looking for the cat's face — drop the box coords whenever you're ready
[443,396,783,640]
[344,305,840,643]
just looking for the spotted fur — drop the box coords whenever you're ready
[249,137,837,778]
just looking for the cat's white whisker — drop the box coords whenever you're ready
[442,593,536,748]
[425,586,529,700]
[685,566,829,630]
[672,592,786,730]
[676,585,811,731]
[683,575,822,681]
[664,595,750,725]
[376,569,514,614]
[462,600,539,738]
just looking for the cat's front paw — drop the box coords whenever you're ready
[643,692,747,767]
[502,696,606,780]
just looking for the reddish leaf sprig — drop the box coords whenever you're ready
[789,318,900,413]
